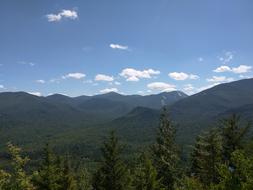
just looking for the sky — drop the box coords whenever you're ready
[0,0,253,97]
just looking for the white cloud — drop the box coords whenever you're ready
[168,72,199,80]
[213,65,252,74]
[110,44,128,50]
[213,66,231,73]
[36,79,45,84]
[62,72,85,80]
[147,82,176,92]
[207,76,234,83]
[95,74,114,82]
[120,68,160,82]
[28,92,42,96]
[0,85,4,89]
[183,84,195,95]
[46,9,78,22]
[218,51,234,64]
[100,88,118,93]
[19,61,35,66]
[232,65,252,74]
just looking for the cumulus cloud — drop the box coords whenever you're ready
[206,76,234,83]
[36,79,45,84]
[95,74,114,82]
[100,88,118,93]
[218,51,234,64]
[213,66,231,73]
[168,72,199,80]
[46,9,78,22]
[120,68,160,82]
[213,65,252,74]
[28,92,42,96]
[232,65,252,74]
[110,44,128,50]
[147,82,176,92]
[62,72,85,80]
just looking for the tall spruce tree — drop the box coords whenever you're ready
[7,143,35,190]
[190,129,222,186]
[152,107,180,190]
[92,131,132,190]
[220,114,251,164]
[133,153,164,190]
[33,143,63,190]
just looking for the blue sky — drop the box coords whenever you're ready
[0,0,253,96]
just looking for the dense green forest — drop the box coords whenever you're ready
[0,108,252,190]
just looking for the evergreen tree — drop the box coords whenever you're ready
[212,150,253,190]
[175,176,204,190]
[7,142,35,190]
[133,153,164,190]
[0,169,11,190]
[220,114,251,164]
[77,167,92,190]
[61,157,77,190]
[33,143,63,190]
[190,129,222,186]
[92,131,132,190]
[152,107,180,190]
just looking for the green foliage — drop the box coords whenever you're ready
[33,144,62,190]
[220,114,251,164]
[133,153,164,190]
[152,107,180,190]
[7,142,35,190]
[92,131,132,190]
[212,150,253,190]
[175,176,204,190]
[190,129,222,185]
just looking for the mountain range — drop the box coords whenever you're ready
[0,78,253,158]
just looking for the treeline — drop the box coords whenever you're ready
[0,108,253,190]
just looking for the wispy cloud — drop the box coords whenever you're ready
[62,72,86,80]
[168,72,199,80]
[120,68,160,82]
[100,88,118,93]
[147,82,176,92]
[36,79,45,84]
[95,74,114,82]
[110,44,129,50]
[0,85,4,89]
[19,61,35,66]
[46,9,78,22]
[206,76,234,83]
[218,51,234,64]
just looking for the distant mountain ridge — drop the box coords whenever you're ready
[1,79,253,158]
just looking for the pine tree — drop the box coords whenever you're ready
[7,142,35,190]
[220,114,251,164]
[33,143,63,190]
[0,169,11,189]
[61,157,77,190]
[190,129,222,186]
[77,167,92,190]
[212,150,253,190]
[133,153,164,190]
[152,107,180,190]
[92,131,132,190]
